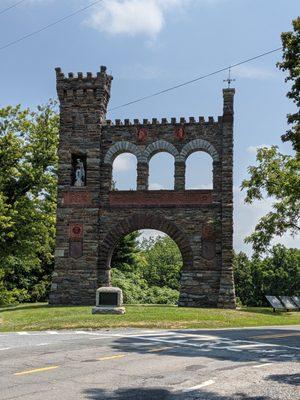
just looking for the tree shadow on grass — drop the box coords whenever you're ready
[240,308,287,316]
[0,304,86,313]
[83,387,271,400]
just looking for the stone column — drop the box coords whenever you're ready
[217,88,236,309]
[137,162,149,190]
[100,164,112,206]
[174,161,185,190]
[212,161,222,203]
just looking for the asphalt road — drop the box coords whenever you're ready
[0,326,299,399]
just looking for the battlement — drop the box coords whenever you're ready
[104,116,222,127]
[55,66,113,82]
[55,66,113,105]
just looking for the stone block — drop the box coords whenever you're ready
[92,286,125,315]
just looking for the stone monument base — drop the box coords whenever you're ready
[92,286,125,315]
[92,306,125,315]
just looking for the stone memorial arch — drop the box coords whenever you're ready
[49,66,236,308]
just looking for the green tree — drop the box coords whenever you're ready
[277,17,300,152]
[111,234,182,304]
[242,18,300,254]
[140,235,182,290]
[111,231,141,272]
[233,245,300,306]
[0,102,59,304]
[233,252,254,306]
[259,245,300,300]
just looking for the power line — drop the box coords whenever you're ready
[108,47,282,112]
[0,0,104,50]
[0,0,26,16]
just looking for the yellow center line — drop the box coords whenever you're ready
[14,365,59,376]
[97,354,126,361]
[250,332,300,339]
[148,346,175,353]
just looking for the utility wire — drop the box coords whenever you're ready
[0,0,104,50]
[108,47,282,112]
[0,0,26,16]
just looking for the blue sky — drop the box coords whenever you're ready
[0,0,299,254]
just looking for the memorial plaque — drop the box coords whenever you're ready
[202,241,215,260]
[292,296,300,307]
[92,286,125,314]
[265,295,285,310]
[99,292,118,306]
[279,296,298,310]
[69,241,83,259]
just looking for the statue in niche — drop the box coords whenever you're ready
[74,158,85,187]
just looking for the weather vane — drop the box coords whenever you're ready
[223,66,236,88]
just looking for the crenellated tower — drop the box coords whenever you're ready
[49,67,113,305]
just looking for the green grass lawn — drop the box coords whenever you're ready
[0,303,299,332]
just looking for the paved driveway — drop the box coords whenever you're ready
[0,326,299,399]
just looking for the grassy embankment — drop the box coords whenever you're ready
[0,303,299,332]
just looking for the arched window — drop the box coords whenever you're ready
[112,153,137,190]
[149,152,174,190]
[185,151,213,189]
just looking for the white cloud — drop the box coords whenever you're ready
[247,144,271,154]
[234,65,276,80]
[85,0,191,37]
[149,182,165,190]
[113,153,136,172]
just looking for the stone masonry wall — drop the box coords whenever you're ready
[49,66,236,308]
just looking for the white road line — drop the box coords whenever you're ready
[46,331,58,335]
[115,332,178,338]
[279,354,295,358]
[182,379,215,392]
[0,347,11,351]
[252,363,272,368]
[17,332,29,335]
[89,332,178,340]
[234,343,274,349]
[36,343,50,346]
[89,336,115,340]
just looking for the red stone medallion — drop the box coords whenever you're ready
[137,128,148,142]
[69,223,83,239]
[175,126,185,141]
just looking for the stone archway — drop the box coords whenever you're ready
[97,212,193,287]
[50,66,236,308]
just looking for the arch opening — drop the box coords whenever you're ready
[112,152,137,190]
[99,214,193,305]
[148,152,174,190]
[110,229,183,304]
[185,151,213,189]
